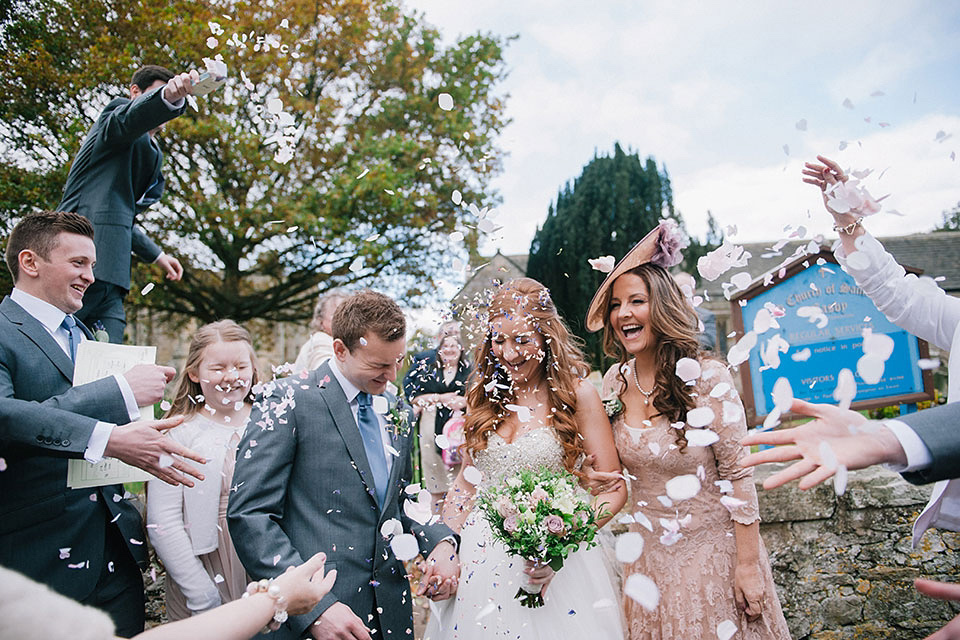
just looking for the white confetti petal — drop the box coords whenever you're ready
[587,255,616,273]
[665,474,701,501]
[140,283,155,296]
[463,466,483,485]
[727,331,757,367]
[624,574,660,611]
[158,454,174,468]
[632,512,654,533]
[686,407,715,428]
[615,532,644,564]
[791,348,812,362]
[372,395,389,414]
[718,619,738,640]
[380,518,402,538]
[833,368,857,410]
[834,464,848,496]
[435,433,451,450]
[772,377,793,413]
[685,429,719,447]
[675,357,702,383]
[438,93,454,111]
[452,190,463,205]
[389,533,419,561]
[206,36,219,49]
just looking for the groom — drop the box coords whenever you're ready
[229,290,459,639]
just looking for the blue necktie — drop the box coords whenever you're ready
[356,392,389,508]
[61,315,83,362]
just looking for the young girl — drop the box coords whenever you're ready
[147,320,259,620]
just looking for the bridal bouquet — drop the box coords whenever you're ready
[478,467,601,608]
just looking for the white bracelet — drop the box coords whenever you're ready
[833,216,863,235]
[242,578,289,633]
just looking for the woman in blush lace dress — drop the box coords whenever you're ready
[584,222,790,640]
[427,278,626,640]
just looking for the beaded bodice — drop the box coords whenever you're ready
[472,426,565,489]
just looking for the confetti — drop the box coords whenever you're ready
[380,518,403,538]
[438,93,454,111]
[452,190,463,205]
[718,620,738,640]
[833,369,857,410]
[140,283,155,296]
[665,474,701,501]
[624,574,660,611]
[834,464,849,496]
[158,454,174,468]
[791,348,812,362]
[390,533,419,561]
[685,429,719,447]
[463,466,483,485]
[675,358,701,383]
[587,255,616,273]
[372,395,389,414]
[795,119,807,131]
[686,407,714,428]
[615,532,644,563]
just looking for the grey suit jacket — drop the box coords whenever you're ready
[58,86,185,290]
[899,402,960,485]
[228,363,454,639]
[0,296,144,601]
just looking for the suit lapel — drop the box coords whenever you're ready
[381,393,411,511]
[314,364,379,508]
[0,297,74,381]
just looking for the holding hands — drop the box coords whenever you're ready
[416,540,460,601]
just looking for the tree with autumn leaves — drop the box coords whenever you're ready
[0,0,510,323]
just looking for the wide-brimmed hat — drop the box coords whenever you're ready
[584,220,687,333]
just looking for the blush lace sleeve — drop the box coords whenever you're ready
[699,358,761,525]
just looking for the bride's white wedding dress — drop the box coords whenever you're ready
[425,427,624,639]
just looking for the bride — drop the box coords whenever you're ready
[427,278,626,639]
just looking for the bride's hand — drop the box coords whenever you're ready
[524,560,556,595]
[580,454,624,496]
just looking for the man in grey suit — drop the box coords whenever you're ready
[0,211,205,636]
[229,291,459,640]
[58,65,198,343]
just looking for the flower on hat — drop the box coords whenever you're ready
[650,219,688,268]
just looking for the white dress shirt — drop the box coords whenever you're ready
[10,288,140,462]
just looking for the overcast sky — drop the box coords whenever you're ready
[406,0,960,258]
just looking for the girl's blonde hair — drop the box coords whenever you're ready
[165,320,259,418]
[463,278,590,472]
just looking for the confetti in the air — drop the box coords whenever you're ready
[438,93,454,111]
[615,532,644,563]
[624,574,659,612]
[675,358,701,383]
[140,283,155,296]
[390,533,419,561]
[588,256,616,273]
[665,474,701,501]
[718,620,738,640]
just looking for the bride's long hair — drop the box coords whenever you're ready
[462,278,590,473]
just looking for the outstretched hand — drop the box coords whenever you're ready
[740,399,907,490]
[915,579,960,640]
[802,155,849,215]
[274,552,338,616]
[104,416,207,486]
[162,70,201,103]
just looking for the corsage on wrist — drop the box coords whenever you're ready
[832,216,863,235]
[243,578,288,633]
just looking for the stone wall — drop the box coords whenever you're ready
[756,464,960,638]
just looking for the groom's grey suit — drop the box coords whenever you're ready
[228,362,454,639]
[899,402,960,485]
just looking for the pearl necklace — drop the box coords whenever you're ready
[632,363,655,405]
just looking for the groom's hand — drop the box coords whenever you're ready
[417,540,459,601]
[309,602,371,640]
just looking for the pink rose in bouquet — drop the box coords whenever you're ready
[545,514,565,536]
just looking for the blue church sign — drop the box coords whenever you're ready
[730,248,934,422]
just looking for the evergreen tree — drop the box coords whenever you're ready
[527,143,714,369]
[934,202,960,232]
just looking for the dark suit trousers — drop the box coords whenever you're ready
[76,280,127,344]
[82,521,145,637]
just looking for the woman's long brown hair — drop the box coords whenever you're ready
[165,320,260,419]
[463,278,590,472]
[601,263,701,450]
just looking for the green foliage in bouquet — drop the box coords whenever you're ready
[477,466,606,607]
